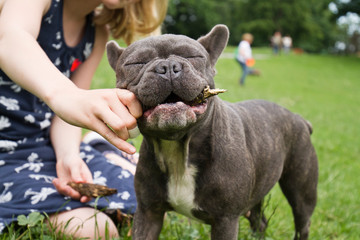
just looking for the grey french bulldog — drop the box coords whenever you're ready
[106,25,318,240]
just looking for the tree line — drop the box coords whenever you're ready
[163,0,359,53]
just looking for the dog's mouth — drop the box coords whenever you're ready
[142,92,207,118]
[139,86,226,132]
[142,86,226,116]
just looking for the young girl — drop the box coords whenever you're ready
[0,0,167,238]
[235,33,260,86]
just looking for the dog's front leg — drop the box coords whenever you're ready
[132,208,165,240]
[210,216,239,240]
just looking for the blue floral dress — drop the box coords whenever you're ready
[0,0,136,232]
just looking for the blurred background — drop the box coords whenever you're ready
[162,0,360,54]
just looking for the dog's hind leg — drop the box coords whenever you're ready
[279,145,318,240]
[245,200,268,234]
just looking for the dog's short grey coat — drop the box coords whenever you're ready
[107,25,318,240]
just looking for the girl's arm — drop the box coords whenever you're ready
[51,24,109,202]
[0,0,141,154]
[51,116,92,202]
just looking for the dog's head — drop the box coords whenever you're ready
[107,25,229,139]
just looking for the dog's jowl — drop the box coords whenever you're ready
[106,25,318,240]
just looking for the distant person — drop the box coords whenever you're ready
[282,35,293,54]
[271,31,282,55]
[235,33,260,86]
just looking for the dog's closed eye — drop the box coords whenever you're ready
[185,56,204,59]
[124,62,148,66]
[185,56,206,68]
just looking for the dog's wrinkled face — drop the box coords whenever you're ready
[107,25,229,139]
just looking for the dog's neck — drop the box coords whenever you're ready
[152,137,191,177]
[152,137,200,220]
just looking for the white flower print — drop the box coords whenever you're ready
[0,182,13,203]
[0,140,18,152]
[45,112,52,119]
[54,57,61,66]
[80,151,95,163]
[35,137,45,142]
[44,14,53,24]
[118,170,131,179]
[108,201,125,209]
[56,31,61,40]
[39,112,52,130]
[17,138,27,145]
[29,174,55,183]
[82,145,92,152]
[93,171,107,185]
[15,152,44,173]
[39,119,50,129]
[62,70,70,78]
[28,152,39,161]
[0,77,21,93]
[10,84,22,93]
[0,96,19,111]
[52,42,62,50]
[118,191,131,200]
[24,114,35,123]
[83,42,93,59]
[0,160,5,166]
[24,187,57,205]
[0,116,11,130]
[54,0,60,7]
[69,56,76,65]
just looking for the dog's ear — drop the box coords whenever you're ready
[197,24,229,67]
[106,40,125,71]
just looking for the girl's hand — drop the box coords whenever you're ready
[52,155,93,203]
[48,87,142,154]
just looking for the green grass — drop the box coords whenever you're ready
[2,47,359,239]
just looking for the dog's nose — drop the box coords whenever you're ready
[170,61,182,78]
[155,60,182,80]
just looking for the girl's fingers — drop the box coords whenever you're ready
[100,105,131,140]
[69,166,84,183]
[80,196,91,203]
[92,118,136,154]
[109,90,140,131]
[52,178,81,200]
[53,178,91,202]
[116,89,143,119]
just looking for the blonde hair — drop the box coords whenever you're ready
[94,0,168,45]
[242,33,253,42]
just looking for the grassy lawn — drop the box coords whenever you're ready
[2,46,359,239]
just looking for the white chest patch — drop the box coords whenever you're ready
[154,139,201,220]
[167,165,198,219]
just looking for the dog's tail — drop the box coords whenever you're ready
[305,120,313,135]
[296,113,313,135]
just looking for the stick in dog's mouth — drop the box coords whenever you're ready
[190,86,227,106]
[142,86,227,111]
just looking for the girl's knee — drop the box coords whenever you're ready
[49,207,119,238]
